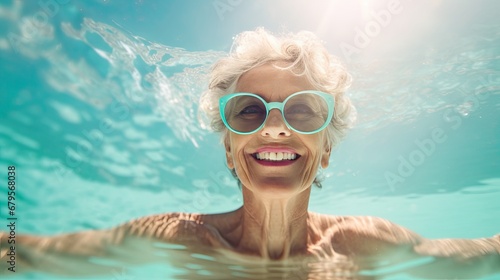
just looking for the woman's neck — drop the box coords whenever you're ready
[231,187,312,259]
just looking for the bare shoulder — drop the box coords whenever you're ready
[125,212,225,247]
[311,214,423,256]
[333,215,422,243]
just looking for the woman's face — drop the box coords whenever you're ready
[224,63,331,198]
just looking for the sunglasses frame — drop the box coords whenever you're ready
[219,90,334,135]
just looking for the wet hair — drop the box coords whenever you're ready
[199,28,355,188]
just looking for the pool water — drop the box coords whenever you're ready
[0,0,499,279]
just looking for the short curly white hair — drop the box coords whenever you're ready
[199,28,355,148]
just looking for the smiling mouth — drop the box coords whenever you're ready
[252,152,300,161]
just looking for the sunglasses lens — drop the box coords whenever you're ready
[224,95,267,133]
[284,93,330,133]
[222,92,332,134]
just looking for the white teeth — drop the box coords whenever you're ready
[255,152,297,161]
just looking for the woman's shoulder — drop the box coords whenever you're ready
[310,212,418,236]
[308,213,423,255]
[124,212,232,248]
[124,212,212,244]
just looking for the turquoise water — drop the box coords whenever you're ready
[0,0,499,279]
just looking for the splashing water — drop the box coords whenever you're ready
[3,6,226,147]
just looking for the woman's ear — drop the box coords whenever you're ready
[321,142,332,169]
[224,135,234,169]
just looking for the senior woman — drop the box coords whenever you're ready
[1,29,499,278]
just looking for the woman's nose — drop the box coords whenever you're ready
[260,109,291,138]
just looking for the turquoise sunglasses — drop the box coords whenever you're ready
[219,90,334,135]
